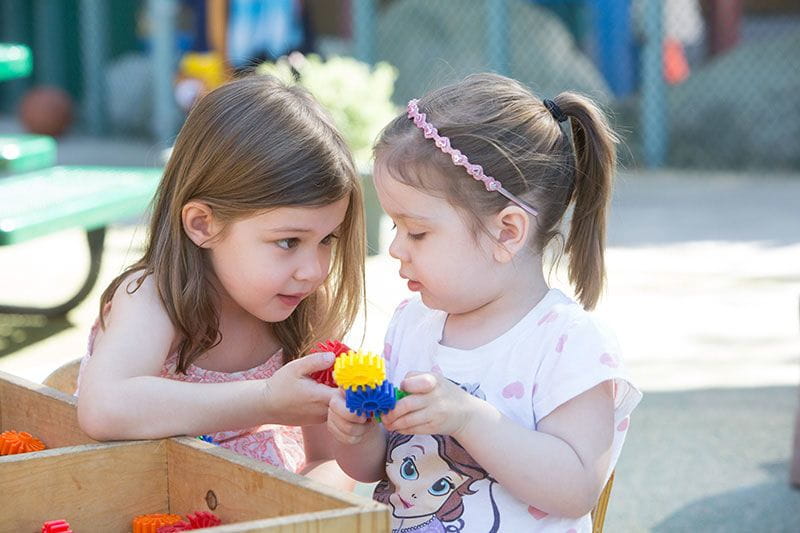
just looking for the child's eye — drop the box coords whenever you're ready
[276,238,300,250]
[428,477,455,496]
[408,232,426,241]
[320,233,339,246]
[400,457,418,480]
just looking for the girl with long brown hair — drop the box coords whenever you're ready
[77,75,365,486]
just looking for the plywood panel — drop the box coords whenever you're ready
[0,370,96,448]
[0,440,168,532]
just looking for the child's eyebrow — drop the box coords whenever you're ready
[394,213,431,222]
[268,222,344,234]
[268,227,314,233]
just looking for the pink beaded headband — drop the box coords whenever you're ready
[406,99,538,217]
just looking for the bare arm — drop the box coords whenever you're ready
[326,390,388,483]
[300,423,356,491]
[77,276,335,440]
[383,374,614,518]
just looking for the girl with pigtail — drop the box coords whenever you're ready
[328,73,641,532]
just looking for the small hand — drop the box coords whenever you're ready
[264,351,338,426]
[381,371,480,437]
[326,388,375,445]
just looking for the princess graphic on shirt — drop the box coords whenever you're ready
[374,430,500,532]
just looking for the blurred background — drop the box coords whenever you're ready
[0,1,799,531]
[2,0,799,169]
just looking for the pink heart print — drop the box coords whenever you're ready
[502,381,525,399]
[599,352,619,368]
[527,506,548,520]
[617,417,630,432]
[555,334,568,353]
[537,310,558,326]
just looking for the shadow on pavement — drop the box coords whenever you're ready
[607,386,800,532]
[0,314,71,357]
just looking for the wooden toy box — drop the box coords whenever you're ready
[0,371,389,532]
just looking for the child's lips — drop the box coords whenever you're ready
[400,272,421,292]
[277,293,306,306]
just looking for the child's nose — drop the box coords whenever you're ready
[295,254,324,282]
[388,234,407,262]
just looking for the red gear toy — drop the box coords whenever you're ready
[308,339,351,387]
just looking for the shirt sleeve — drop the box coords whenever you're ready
[531,315,641,426]
[382,298,412,383]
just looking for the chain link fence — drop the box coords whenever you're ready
[2,0,798,170]
[340,0,799,171]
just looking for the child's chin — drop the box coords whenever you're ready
[420,293,452,313]
[255,307,294,323]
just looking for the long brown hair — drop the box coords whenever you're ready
[99,75,365,372]
[374,73,617,309]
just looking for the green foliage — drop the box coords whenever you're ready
[258,54,398,169]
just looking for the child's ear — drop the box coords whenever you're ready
[182,201,219,248]
[491,206,531,263]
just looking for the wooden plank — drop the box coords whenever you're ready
[0,440,168,532]
[204,506,391,532]
[0,370,96,448]
[167,438,385,522]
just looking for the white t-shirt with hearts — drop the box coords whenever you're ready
[373,289,641,533]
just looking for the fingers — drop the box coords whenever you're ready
[401,372,437,394]
[308,382,337,404]
[380,393,424,427]
[292,351,336,376]
[327,395,371,444]
[384,409,432,434]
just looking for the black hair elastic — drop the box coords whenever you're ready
[543,99,568,123]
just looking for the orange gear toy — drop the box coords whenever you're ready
[0,430,46,455]
[332,351,386,390]
[156,511,222,532]
[132,513,183,533]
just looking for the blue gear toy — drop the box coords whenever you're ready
[345,380,399,418]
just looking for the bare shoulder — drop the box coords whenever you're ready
[90,271,176,376]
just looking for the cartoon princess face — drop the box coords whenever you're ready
[386,434,469,521]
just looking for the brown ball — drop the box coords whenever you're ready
[19,86,74,136]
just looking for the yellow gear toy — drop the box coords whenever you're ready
[333,351,386,390]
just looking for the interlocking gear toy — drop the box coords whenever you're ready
[332,351,386,390]
[309,339,352,387]
[0,430,46,455]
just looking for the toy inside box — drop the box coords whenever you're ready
[0,371,389,532]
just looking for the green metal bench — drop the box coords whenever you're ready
[0,135,58,174]
[0,166,162,316]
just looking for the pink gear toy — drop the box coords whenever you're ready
[42,520,72,533]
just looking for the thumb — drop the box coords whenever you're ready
[401,373,437,394]
[294,351,335,376]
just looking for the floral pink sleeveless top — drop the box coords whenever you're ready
[76,320,306,473]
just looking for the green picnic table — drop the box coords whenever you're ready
[0,135,58,174]
[0,166,162,316]
[0,43,32,81]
